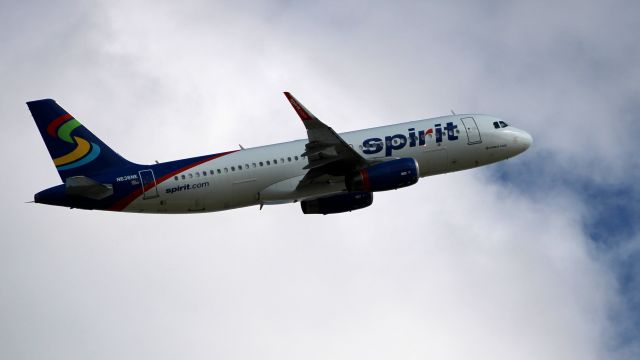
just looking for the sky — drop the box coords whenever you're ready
[1,0,639,359]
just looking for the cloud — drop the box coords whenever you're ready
[0,0,638,359]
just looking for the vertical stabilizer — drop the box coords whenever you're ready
[27,99,135,180]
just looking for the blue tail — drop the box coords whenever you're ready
[28,99,135,180]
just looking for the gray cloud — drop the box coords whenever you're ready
[1,0,638,359]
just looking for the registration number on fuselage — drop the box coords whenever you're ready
[116,174,138,182]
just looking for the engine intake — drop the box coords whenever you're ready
[301,192,373,215]
[347,158,419,192]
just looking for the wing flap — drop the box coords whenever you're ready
[303,156,339,170]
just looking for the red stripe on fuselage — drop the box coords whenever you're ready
[46,113,73,138]
[108,150,238,211]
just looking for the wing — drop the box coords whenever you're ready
[284,92,369,187]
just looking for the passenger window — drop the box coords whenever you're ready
[181,174,186,180]
[210,170,214,175]
[188,173,193,179]
[203,171,207,176]
[231,166,235,171]
[493,121,500,129]
[274,159,278,164]
[288,157,292,162]
[259,161,264,167]
[238,165,242,170]
[224,168,228,173]
[280,158,285,163]
[174,176,178,181]
[245,163,249,169]
[295,156,299,161]
[266,160,271,165]
[252,163,256,168]
[499,121,508,128]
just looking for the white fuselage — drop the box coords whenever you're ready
[124,114,531,213]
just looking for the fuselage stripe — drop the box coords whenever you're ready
[108,150,238,211]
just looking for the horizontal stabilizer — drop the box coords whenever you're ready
[65,176,114,200]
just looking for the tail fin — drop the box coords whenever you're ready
[27,99,135,181]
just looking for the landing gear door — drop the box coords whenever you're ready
[461,117,482,145]
[138,169,159,199]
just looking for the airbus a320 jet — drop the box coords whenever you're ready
[28,93,532,214]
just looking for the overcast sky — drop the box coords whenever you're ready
[1,0,639,359]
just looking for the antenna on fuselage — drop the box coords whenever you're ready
[451,109,456,115]
[239,144,245,150]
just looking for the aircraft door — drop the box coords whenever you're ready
[461,117,482,144]
[138,169,159,199]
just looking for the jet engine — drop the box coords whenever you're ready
[300,191,373,215]
[346,158,419,192]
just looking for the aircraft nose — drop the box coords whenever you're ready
[512,129,533,154]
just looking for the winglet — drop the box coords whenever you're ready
[284,92,316,121]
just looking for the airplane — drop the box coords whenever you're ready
[28,93,532,215]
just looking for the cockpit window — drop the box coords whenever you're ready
[493,121,500,129]
[499,121,509,128]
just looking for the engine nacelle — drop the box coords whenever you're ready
[300,192,373,215]
[346,158,419,192]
